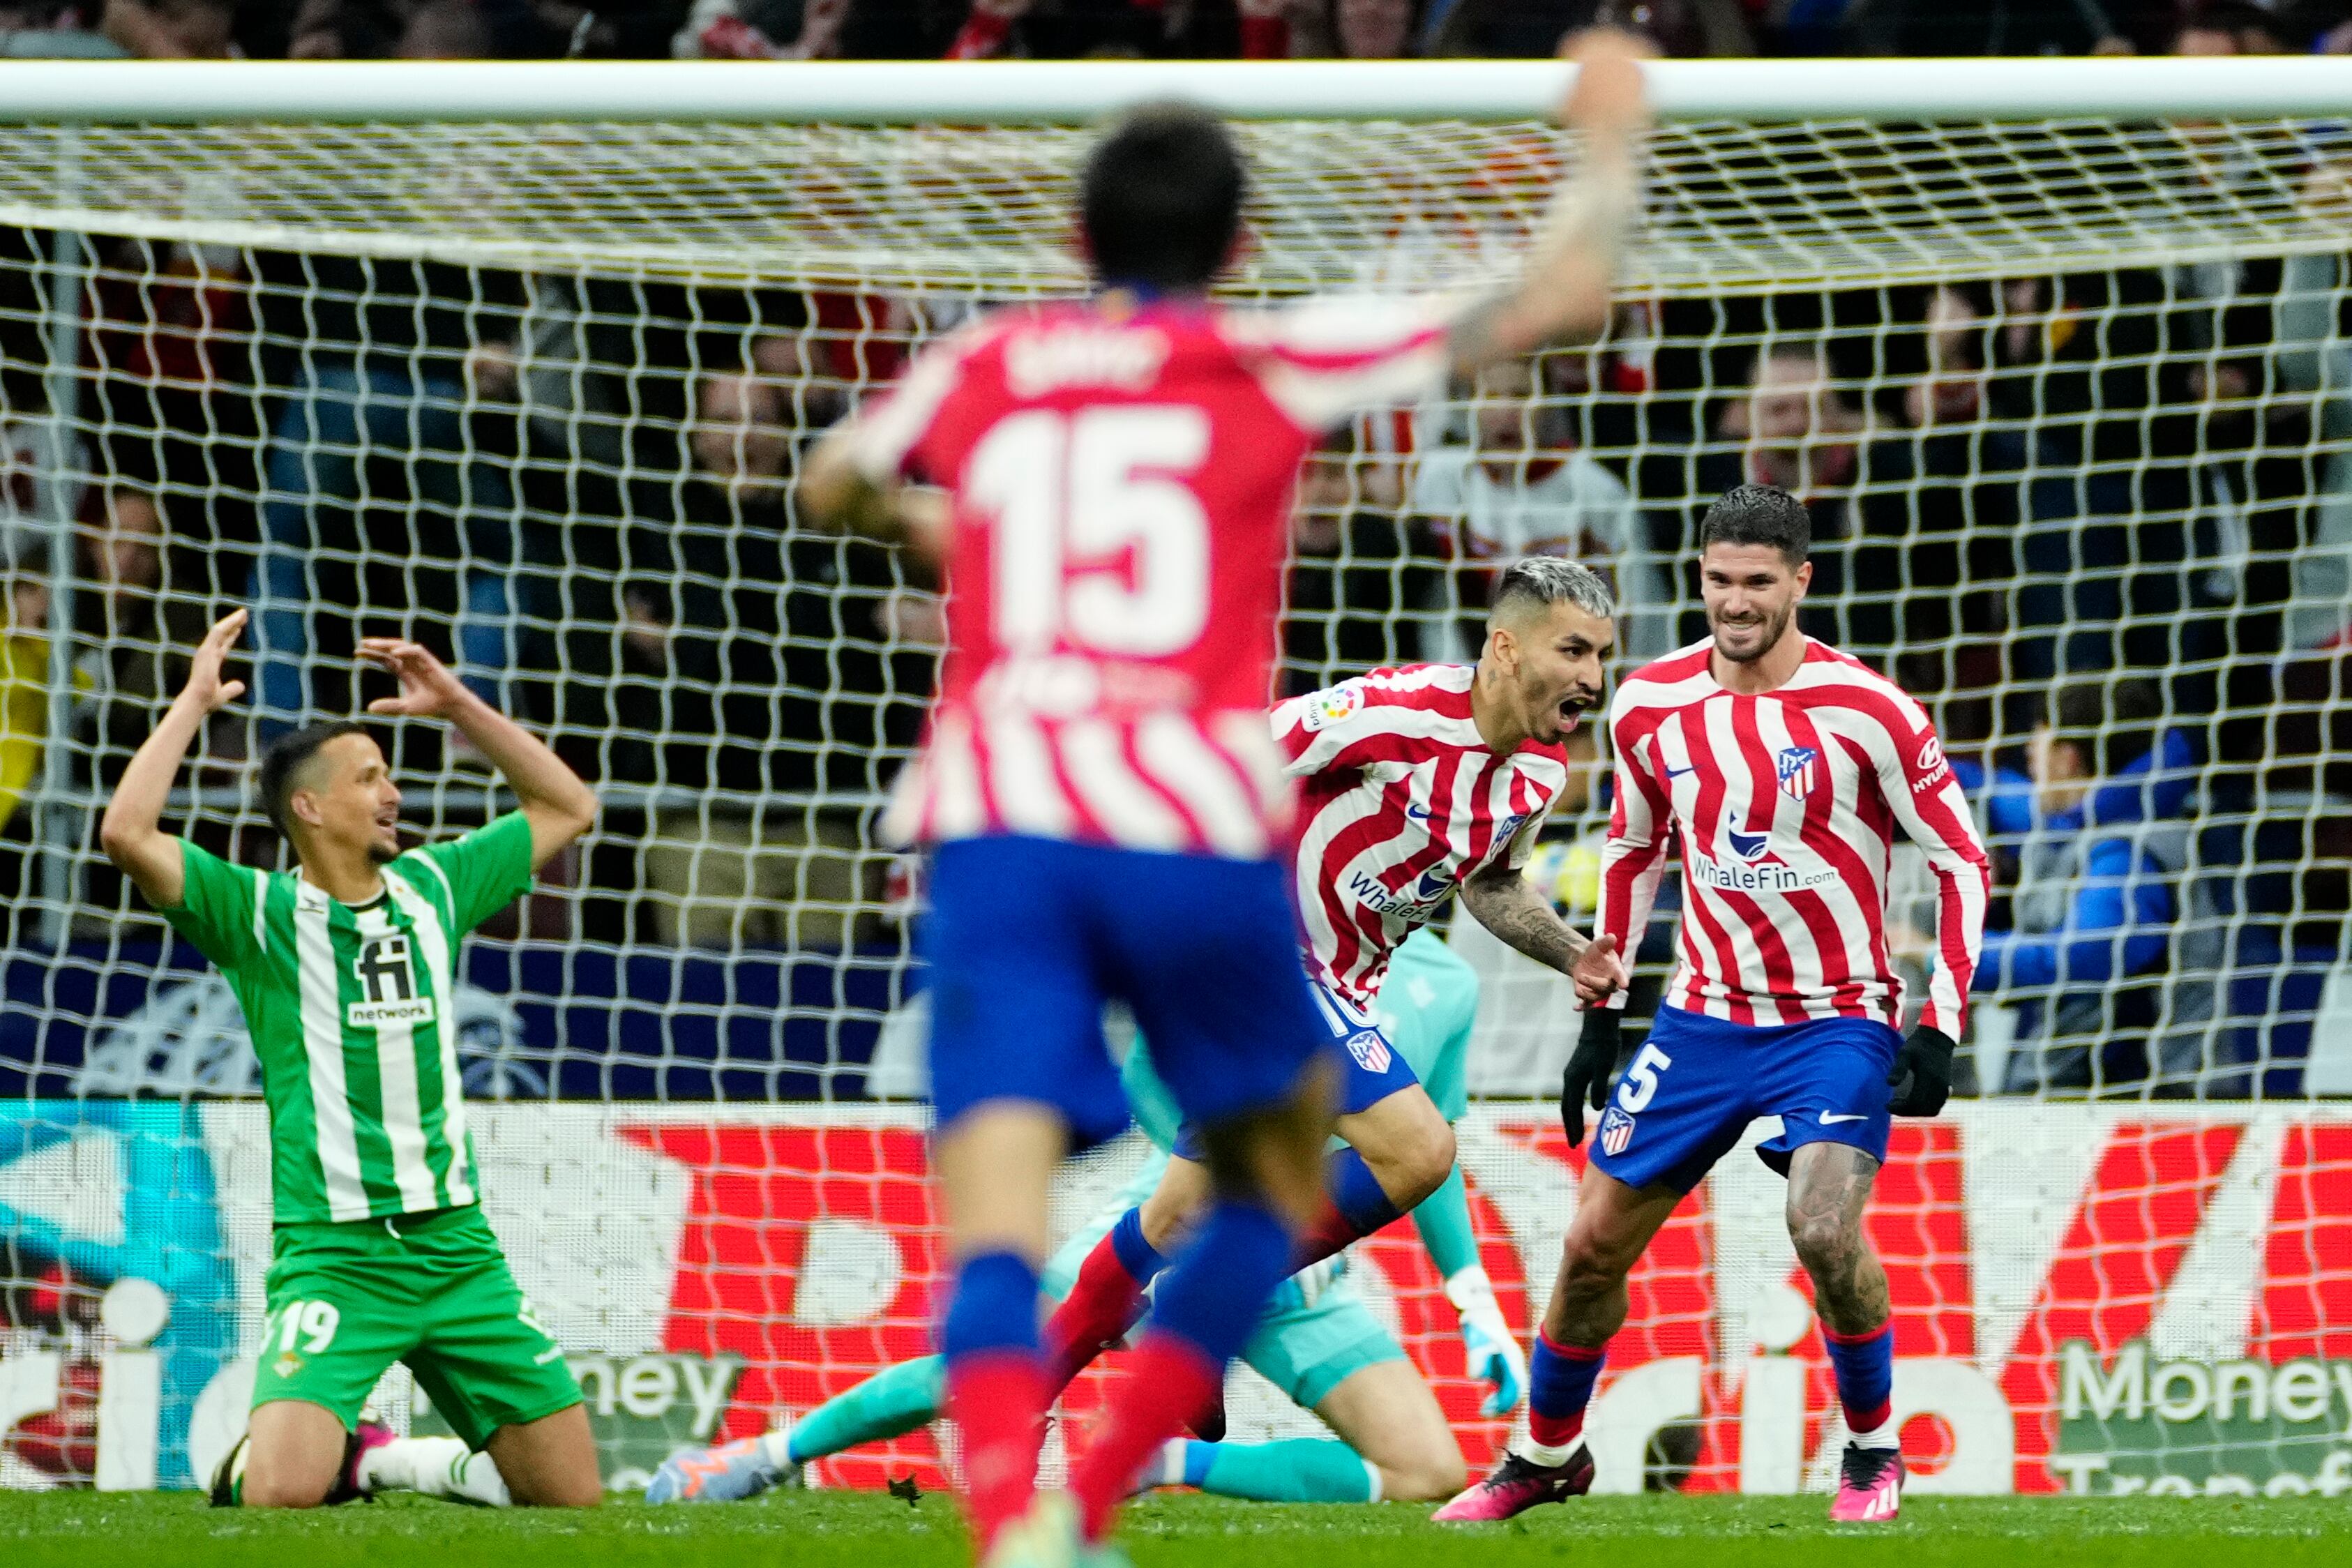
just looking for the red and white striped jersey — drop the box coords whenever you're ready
[1275,664,1570,1005]
[854,295,1453,858]
[1597,638,1991,1035]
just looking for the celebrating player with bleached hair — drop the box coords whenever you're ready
[99,611,603,1512]
[1035,558,1627,1417]
[1438,484,1990,1527]
[795,31,1650,1562]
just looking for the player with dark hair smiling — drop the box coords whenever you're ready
[1438,483,1991,1527]
[100,608,601,1513]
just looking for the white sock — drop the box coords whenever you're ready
[1848,1418,1900,1452]
[757,1428,795,1472]
[1519,1434,1581,1468]
[1144,1439,1189,1490]
[357,1436,513,1507]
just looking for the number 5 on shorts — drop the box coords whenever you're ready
[1616,1042,1673,1113]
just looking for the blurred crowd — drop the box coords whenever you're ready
[2,0,2352,62]
[1,0,2351,1101]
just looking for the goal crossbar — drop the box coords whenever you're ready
[0,56,2348,126]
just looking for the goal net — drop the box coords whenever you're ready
[0,59,2347,1501]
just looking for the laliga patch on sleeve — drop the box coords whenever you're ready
[1300,683,1364,734]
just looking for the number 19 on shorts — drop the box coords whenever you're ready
[272,1299,342,1355]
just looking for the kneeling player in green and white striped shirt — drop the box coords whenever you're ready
[101,609,603,1510]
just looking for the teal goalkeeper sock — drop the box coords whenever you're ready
[785,1355,949,1465]
[1187,1438,1379,1503]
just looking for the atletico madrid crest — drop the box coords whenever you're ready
[1598,1105,1636,1156]
[1777,745,1818,799]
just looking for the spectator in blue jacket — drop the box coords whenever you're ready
[1967,677,2199,1093]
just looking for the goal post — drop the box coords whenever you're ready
[0,59,2347,1500]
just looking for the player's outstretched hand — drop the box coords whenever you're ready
[176,608,249,716]
[1558,27,1653,137]
[1560,1006,1622,1147]
[1446,1266,1530,1418]
[357,638,470,721]
[1887,1025,1958,1117]
[1569,932,1625,1007]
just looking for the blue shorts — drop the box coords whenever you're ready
[924,835,1332,1149]
[1589,1004,1902,1194]
[1170,975,1421,1161]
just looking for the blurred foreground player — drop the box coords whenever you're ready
[798,33,1651,1563]
[101,613,601,1509]
[649,931,1498,1508]
[1437,485,1989,1525]
[1036,559,1628,1411]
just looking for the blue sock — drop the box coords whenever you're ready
[1148,1199,1295,1368]
[940,1251,1040,1361]
[1526,1331,1606,1452]
[1109,1206,1166,1283]
[1327,1147,1404,1233]
[1180,1440,1216,1488]
[1823,1322,1895,1440]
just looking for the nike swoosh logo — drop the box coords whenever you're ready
[1664,764,1696,779]
[1405,803,1431,820]
[1819,1112,1867,1125]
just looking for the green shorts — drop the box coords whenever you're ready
[253,1204,581,1451]
[1241,1276,1408,1412]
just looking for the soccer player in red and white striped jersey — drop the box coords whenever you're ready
[1439,484,1990,1528]
[1035,561,1630,1415]
[1276,562,1624,1013]
[799,35,1654,1567]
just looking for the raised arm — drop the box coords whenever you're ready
[356,639,596,870]
[1442,29,1651,379]
[100,608,248,910]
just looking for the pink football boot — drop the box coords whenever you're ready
[1432,1441,1595,1523]
[1828,1444,1906,1523]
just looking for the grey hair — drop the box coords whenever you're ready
[1488,555,1615,626]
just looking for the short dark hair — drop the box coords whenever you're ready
[2049,676,2164,776]
[1080,103,1245,294]
[257,721,370,839]
[1699,483,1811,566]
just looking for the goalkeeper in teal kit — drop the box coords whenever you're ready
[650,930,1515,1507]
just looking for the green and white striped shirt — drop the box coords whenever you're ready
[162,815,535,1226]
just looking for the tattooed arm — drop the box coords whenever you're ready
[1443,29,1650,379]
[1459,860,1625,1004]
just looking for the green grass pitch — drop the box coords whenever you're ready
[3,1490,2347,1567]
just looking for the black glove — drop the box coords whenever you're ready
[1886,1025,1957,1117]
[1561,1008,1622,1147]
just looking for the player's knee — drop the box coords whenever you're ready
[527,1475,603,1509]
[238,1472,329,1509]
[1557,1225,1635,1297]
[1382,1442,1468,1501]
[1385,1108,1456,1210]
[1787,1207,1862,1278]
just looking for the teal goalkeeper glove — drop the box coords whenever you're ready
[1447,1265,1528,1418]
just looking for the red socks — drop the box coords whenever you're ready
[1040,1232,1151,1392]
[1066,1332,1223,1541]
[946,1350,1048,1554]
